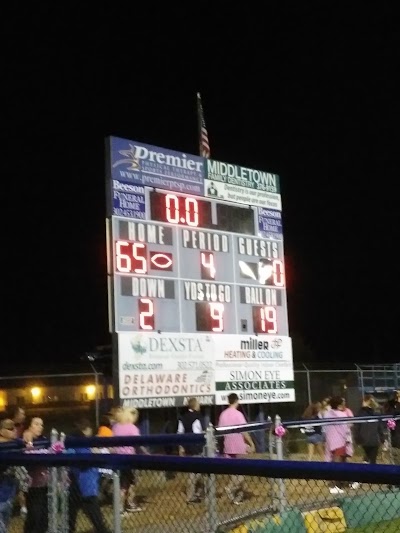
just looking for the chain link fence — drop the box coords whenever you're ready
[2,417,400,532]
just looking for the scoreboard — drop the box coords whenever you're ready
[106,136,294,408]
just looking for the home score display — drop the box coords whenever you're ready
[106,136,294,407]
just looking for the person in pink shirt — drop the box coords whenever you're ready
[342,400,354,418]
[323,396,356,494]
[341,397,354,457]
[112,407,147,513]
[218,393,255,504]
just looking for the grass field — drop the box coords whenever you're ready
[348,518,400,532]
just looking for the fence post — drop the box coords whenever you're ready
[59,431,69,533]
[274,415,287,512]
[303,364,312,405]
[205,424,217,533]
[269,417,278,509]
[275,415,283,460]
[255,409,266,453]
[48,428,59,533]
[387,427,393,465]
[112,470,122,533]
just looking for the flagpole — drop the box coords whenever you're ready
[197,92,203,157]
[197,92,210,159]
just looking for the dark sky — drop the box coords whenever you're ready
[4,5,400,369]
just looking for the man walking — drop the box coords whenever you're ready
[218,393,255,504]
[177,398,206,503]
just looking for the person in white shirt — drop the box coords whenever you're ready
[177,398,205,503]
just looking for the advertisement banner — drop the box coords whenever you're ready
[258,207,283,240]
[213,335,295,405]
[107,136,205,200]
[118,332,294,407]
[111,186,146,220]
[205,159,282,210]
[118,332,215,407]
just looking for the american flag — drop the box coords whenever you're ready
[197,92,210,158]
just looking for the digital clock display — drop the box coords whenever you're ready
[149,190,255,235]
[150,191,213,228]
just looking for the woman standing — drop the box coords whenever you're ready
[112,407,147,513]
[23,417,48,533]
[323,397,353,494]
[354,394,384,464]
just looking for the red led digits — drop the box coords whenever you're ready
[210,303,224,332]
[165,194,179,224]
[253,306,278,333]
[115,241,147,273]
[139,298,154,330]
[150,190,213,228]
[260,306,277,333]
[272,259,285,287]
[185,197,199,226]
[165,194,199,227]
[200,252,216,279]
[195,302,224,332]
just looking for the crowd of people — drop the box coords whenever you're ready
[1,391,399,529]
[0,394,255,530]
[0,405,144,532]
[301,392,400,494]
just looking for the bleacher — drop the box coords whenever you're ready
[356,363,400,394]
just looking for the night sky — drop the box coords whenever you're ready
[4,5,400,370]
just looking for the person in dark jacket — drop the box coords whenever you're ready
[23,417,48,533]
[68,418,111,533]
[354,394,385,464]
[0,417,29,528]
[163,412,179,480]
[301,402,324,461]
[0,467,18,532]
[177,398,206,503]
[385,391,400,465]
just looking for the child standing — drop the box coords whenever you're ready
[112,407,148,513]
[68,418,111,533]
